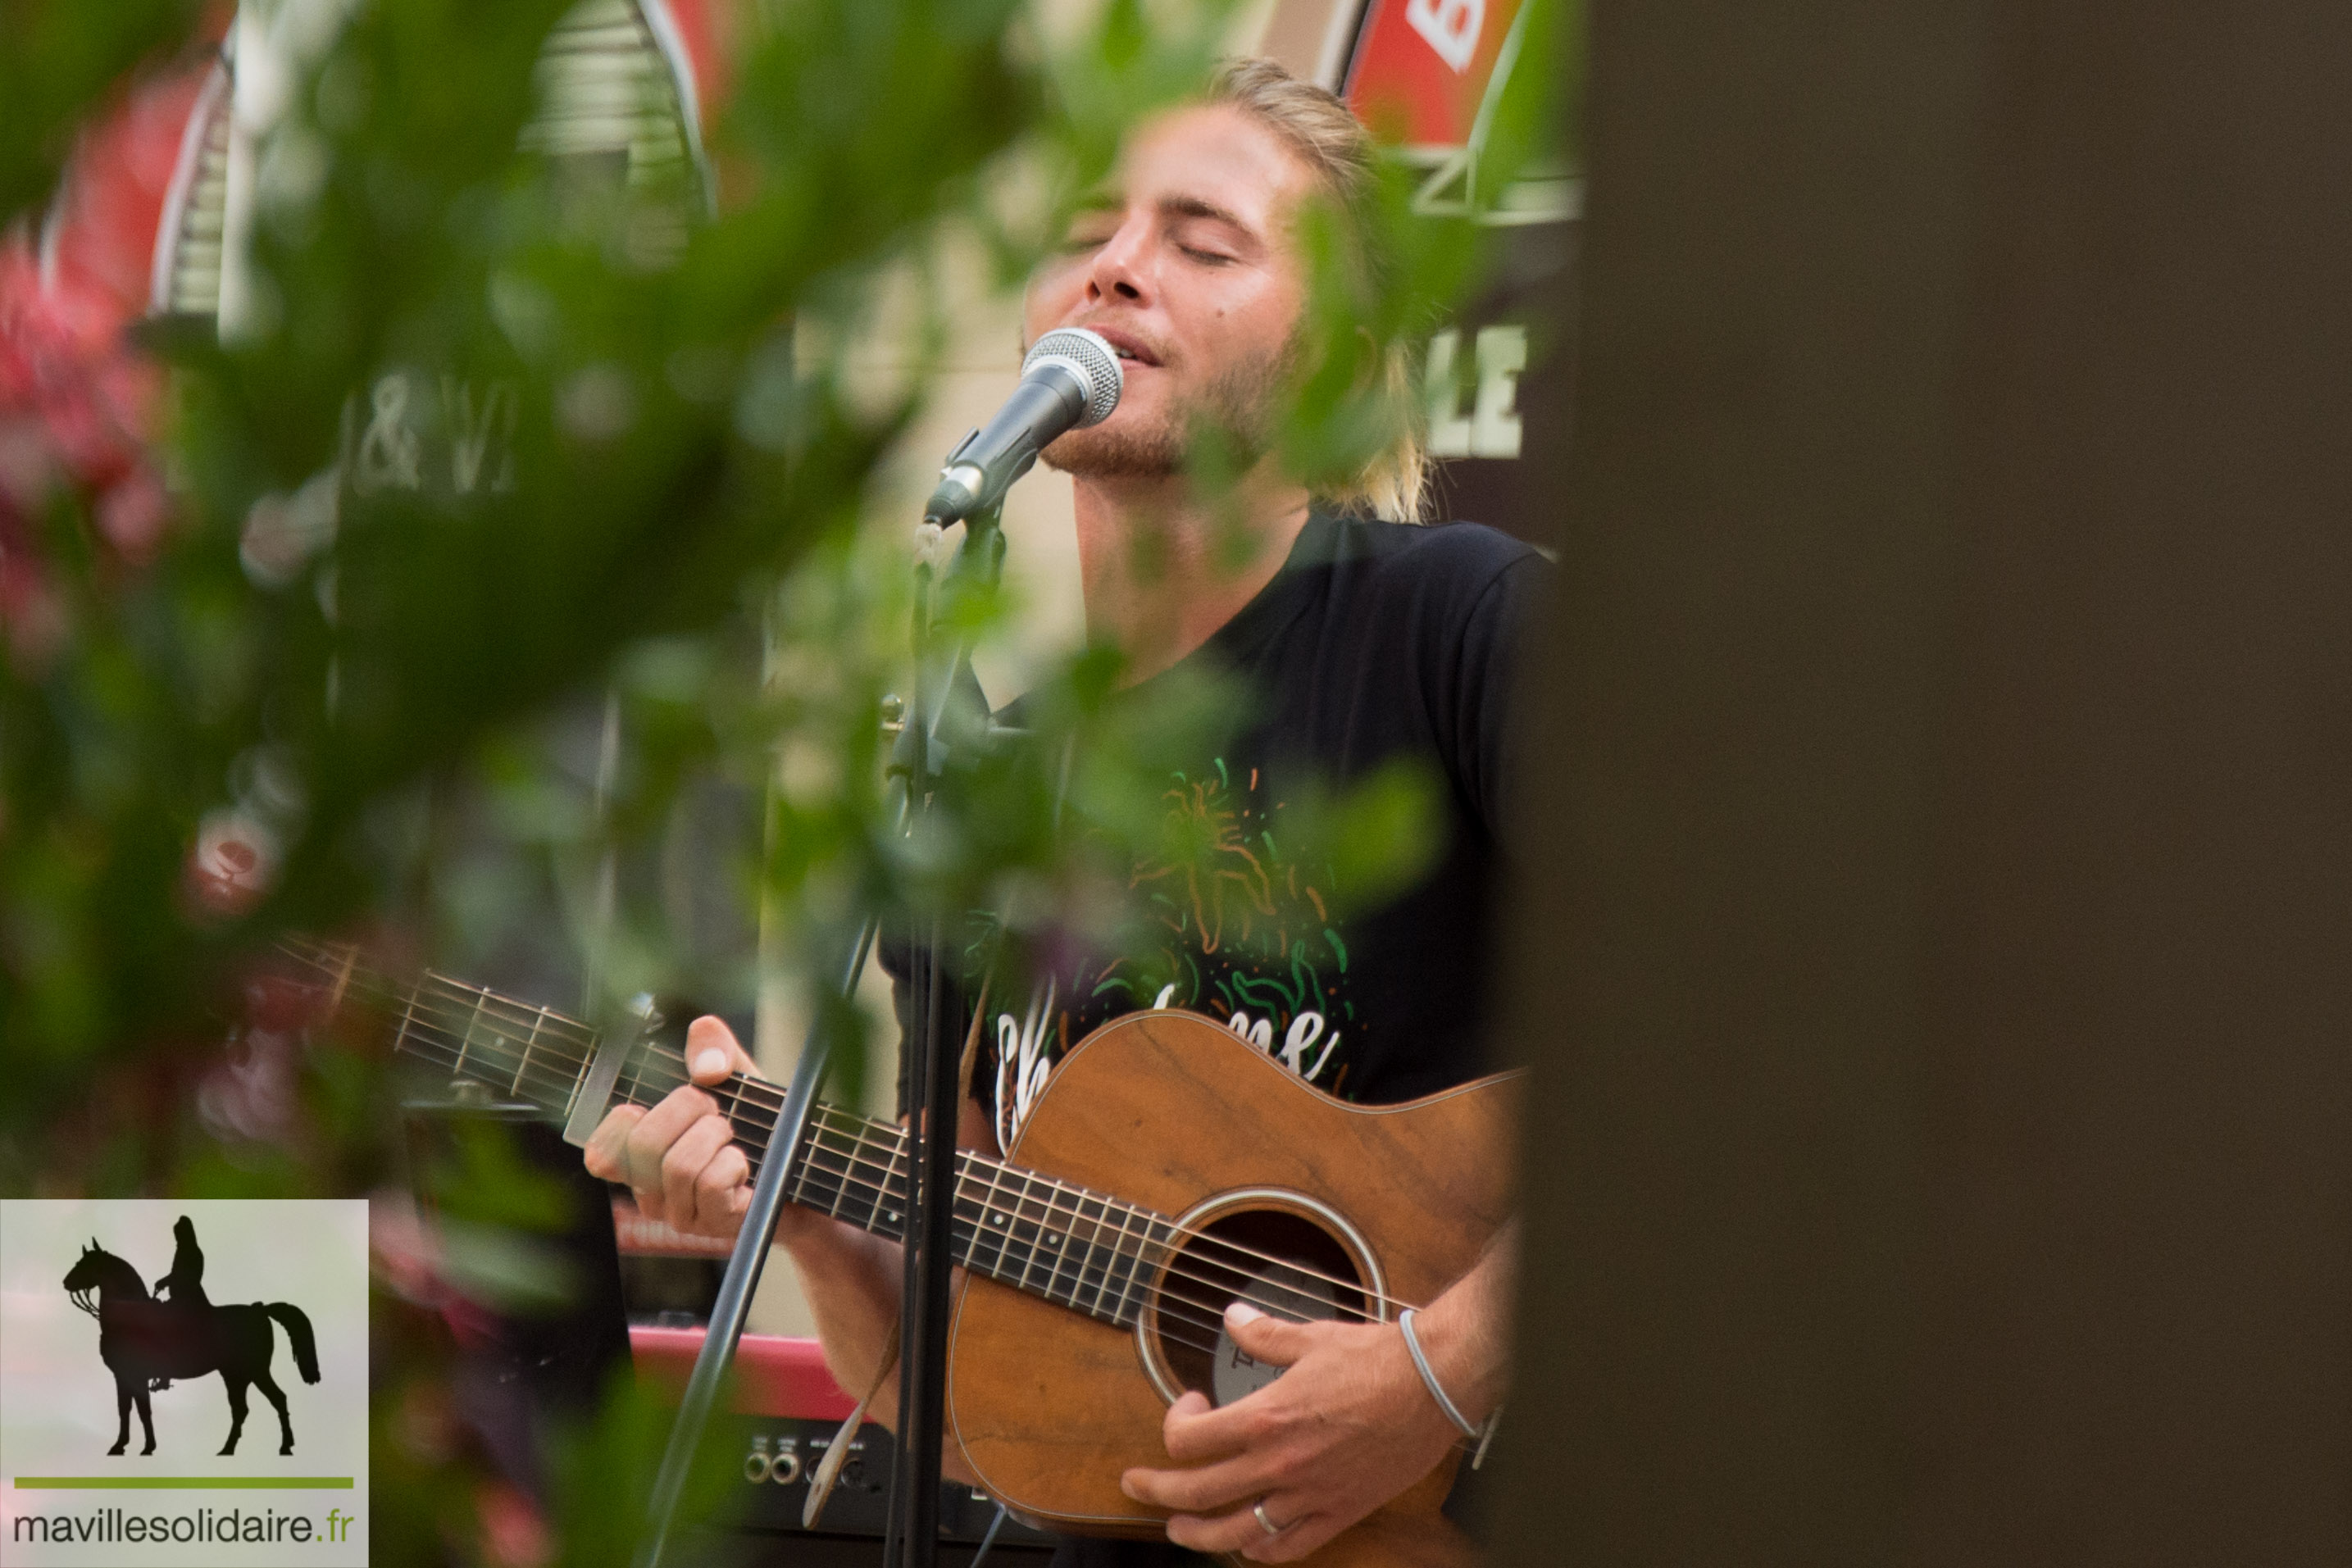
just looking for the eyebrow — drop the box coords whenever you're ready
[1068,190,1258,237]
[1156,193,1254,235]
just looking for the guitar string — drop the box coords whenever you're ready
[383,1018,1388,1357]
[609,1023,1421,1318]
[375,1012,1343,1357]
[301,952,1409,1332]
[775,1102,1348,1340]
[771,1116,1282,1356]
[528,1012,1395,1330]
[281,944,1422,1323]
[289,947,1417,1326]
[397,1029,1354,1363]
[376,1019,1259,1359]
[275,940,1399,1319]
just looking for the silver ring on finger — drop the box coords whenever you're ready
[1253,1500,1282,1538]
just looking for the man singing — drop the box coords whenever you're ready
[587,58,1545,1565]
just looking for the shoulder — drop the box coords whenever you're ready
[1313,512,1543,575]
[1302,513,1550,629]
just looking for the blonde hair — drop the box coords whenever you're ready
[1205,58,1429,524]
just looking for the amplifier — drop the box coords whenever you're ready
[712,1413,1058,1563]
[633,1326,1058,1564]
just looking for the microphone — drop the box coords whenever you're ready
[924,327,1122,525]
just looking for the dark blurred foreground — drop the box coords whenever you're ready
[1493,2,2352,1564]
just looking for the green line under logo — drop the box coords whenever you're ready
[13,1477,354,1489]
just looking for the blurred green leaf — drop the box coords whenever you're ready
[2,1,1576,1557]
[0,0,206,224]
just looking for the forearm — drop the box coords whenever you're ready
[777,1212,908,1411]
[1404,1218,1516,1426]
[776,1191,985,1487]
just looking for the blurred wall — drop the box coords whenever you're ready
[1494,1,2352,1561]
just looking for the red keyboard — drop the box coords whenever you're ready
[630,1327,856,1422]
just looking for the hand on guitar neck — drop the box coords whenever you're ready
[580,1016,768,1241]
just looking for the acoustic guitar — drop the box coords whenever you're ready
[298,947,1518,1566]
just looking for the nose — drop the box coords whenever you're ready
[1086,214,1153,307]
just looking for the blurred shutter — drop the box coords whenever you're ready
[148,1,712,325]
[150,59,233,318]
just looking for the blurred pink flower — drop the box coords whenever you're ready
[477,1482,553,1568]
[0,62,204,656]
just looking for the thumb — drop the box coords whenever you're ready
[1224,1301,1303,1365]
[685,1016,756,1084]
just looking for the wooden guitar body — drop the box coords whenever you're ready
[316,934,1520,1568]
[946,1010,1520,1566]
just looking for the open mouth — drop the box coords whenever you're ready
[1090,328,1161,368]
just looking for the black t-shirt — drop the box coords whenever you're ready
[888,511,1544,1566]
[894,507,1547,1147]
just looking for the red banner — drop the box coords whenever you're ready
[1345,0,1526,148]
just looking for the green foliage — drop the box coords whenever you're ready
[0,0,1229,1133]
[544,1366,742,1566]
[2,0,1569,1558]
[0,0,207,225]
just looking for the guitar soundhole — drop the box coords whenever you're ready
[1153,1207,1367,1407]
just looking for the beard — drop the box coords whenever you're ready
[1042,332,1299,480]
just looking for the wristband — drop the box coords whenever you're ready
[1397,1307,1480,1439]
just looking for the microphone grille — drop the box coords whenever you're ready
[1023,327,1122,428]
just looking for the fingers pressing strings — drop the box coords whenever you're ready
[311,950,1423,1360]
[408,1001,1385,1361]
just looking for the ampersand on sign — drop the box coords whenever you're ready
[353,373,423,494]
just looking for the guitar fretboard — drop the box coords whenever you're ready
[789,1114,1180,1329]
[330,950,1181,1329]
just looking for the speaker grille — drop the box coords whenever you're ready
[1022,327,1122,428]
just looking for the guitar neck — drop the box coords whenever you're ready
[312,945,1176,1330]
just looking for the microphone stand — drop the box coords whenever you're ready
[633,503,1008,1568]
[885,503,1004,1568]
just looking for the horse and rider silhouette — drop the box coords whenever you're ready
[61,1217,321,1457]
